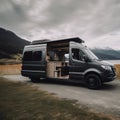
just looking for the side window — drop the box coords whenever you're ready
[33,51,42,61]
[23,51,32,61]
[71,48,85,61]
[23,51,42,61]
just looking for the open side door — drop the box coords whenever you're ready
[69,42,87,81]
[46,41,69,79]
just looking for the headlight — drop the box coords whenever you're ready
[101,65,112,71]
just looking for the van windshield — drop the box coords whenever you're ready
[84,48,99,60]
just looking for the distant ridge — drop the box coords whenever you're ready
[0,28,30,58]
[91,48,120,60]
[0,28,120,60]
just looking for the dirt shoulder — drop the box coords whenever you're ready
[2,75,120,120]
[0,77,114,120]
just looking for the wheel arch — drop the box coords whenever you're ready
[84,71,102,82]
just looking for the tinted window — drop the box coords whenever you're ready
[72,48,85,61]
[23,51,32,61]
[33,51,42,61]
[23,51,42,61]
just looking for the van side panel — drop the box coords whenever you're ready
[21,44,47,78]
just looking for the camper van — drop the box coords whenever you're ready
[21,37,116,89]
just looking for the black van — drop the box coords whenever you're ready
[21,37,116,89]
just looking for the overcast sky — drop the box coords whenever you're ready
[0,0,120,49]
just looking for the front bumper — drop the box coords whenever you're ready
[101,67,116,82]
[102,74,116,82]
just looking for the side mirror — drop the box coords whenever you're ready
[83,55,89,62]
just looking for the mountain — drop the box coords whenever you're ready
[0,28,30,58]
[0,28,120,60]
[91,47,120,60]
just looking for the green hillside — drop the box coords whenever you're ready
[0,28,30,58]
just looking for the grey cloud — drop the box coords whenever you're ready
[0,0,120,49]
[38,0,98,27]
[0,0,35,37]
[89,0,120,36]
[0,0,26,30]
[9,0,27,21]
[25,0,120,48]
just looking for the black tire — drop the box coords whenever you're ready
[85,74,102,89]
[30,77,40,83]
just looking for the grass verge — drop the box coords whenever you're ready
[0,64,21,75]
[0,77,112,120]
[0,58,21,65]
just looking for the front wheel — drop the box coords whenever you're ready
[85,74,102,89]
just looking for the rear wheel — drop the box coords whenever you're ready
[30,77,40,83]
[85,74,102,89]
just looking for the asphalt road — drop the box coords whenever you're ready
[2,75,120,119]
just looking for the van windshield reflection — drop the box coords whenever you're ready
[85,48,99,60]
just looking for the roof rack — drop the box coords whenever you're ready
[31,39,50,45]
[54,37,84,43]
[30,37,84,45]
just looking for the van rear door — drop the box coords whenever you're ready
[22,44,46,78]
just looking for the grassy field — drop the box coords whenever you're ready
[0,58,21,65]
[0,77,113,120]
[0,64,21,75]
